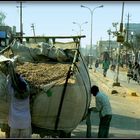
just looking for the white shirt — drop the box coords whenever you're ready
[7,75,31,129]
[95,91,112,117]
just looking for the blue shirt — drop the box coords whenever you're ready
[95,91,112,117]
[7,75,31,129]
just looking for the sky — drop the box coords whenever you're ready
[0,1,140,47]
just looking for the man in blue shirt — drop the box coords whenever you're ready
[90,85,112,138]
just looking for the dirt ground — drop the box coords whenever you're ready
[86,69,140,138]
[66,68,140,138]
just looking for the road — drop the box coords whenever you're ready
[71,64,140,138]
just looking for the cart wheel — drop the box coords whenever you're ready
[39,133,45,138]
[59,131,71,138]
[1,124,10,138]
[5,130,10,138]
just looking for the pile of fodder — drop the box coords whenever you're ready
[16,62,71,95]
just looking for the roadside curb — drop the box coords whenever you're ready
[89,70,139,97]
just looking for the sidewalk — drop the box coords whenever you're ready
[90,64,140,97]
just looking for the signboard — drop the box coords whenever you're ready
[117,35,124,43]
[0,31,7,38]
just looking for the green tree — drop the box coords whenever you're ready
[133,34,140,62]
[123,33,140,62]
[0,11,6,26]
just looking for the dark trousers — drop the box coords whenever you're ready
[103,69,108,77]
[98,115,112,138]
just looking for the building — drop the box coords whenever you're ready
[0,25,13,50]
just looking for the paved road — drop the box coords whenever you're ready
[64,64,140,138]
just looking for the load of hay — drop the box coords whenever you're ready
[15,62,71,96]
[0,40,91,133]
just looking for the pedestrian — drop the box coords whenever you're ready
[102,59,110,77]
[90,85,112,138]
[127,61,133,83]
[94,59,99,72]
[128,60,132,70]
[132,61,139,81]
[110,59,116,72]
[0,59,32,138]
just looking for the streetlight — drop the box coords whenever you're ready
[81,4,104,69]
[72,29,81,35]
[72,21,88,35]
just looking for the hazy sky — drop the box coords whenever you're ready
[0,1,140,47]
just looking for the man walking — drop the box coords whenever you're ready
[102,59,110,77]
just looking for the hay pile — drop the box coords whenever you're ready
[16,62,71,86]
[16,62,71,95]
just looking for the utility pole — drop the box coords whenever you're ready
[125,13,131,65]
[31,23,36,43]
[113,1,125,87]
[126,13,130,42]
[17,1,24,43]
[20,1,23,43]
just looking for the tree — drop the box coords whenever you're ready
[123,32,140,63]
[123,41,132,50]
[0,11,6,26]
[133,34,140,62]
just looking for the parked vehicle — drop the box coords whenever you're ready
[0,35,92,138]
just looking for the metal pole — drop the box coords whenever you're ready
[113,2,124,86]
[109,32,111,58]
[89,11,93,69]
[81,5,103,69]
[20,1,23,43]
[115,44,121,85]
[72,21,88,36]
[31,23,36,43]
[107,28,112,59]
[126,13,130,65]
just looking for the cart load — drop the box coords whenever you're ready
[0,36,91,137]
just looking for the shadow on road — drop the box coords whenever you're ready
[111,113,140,130]
[72,112,140,138]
